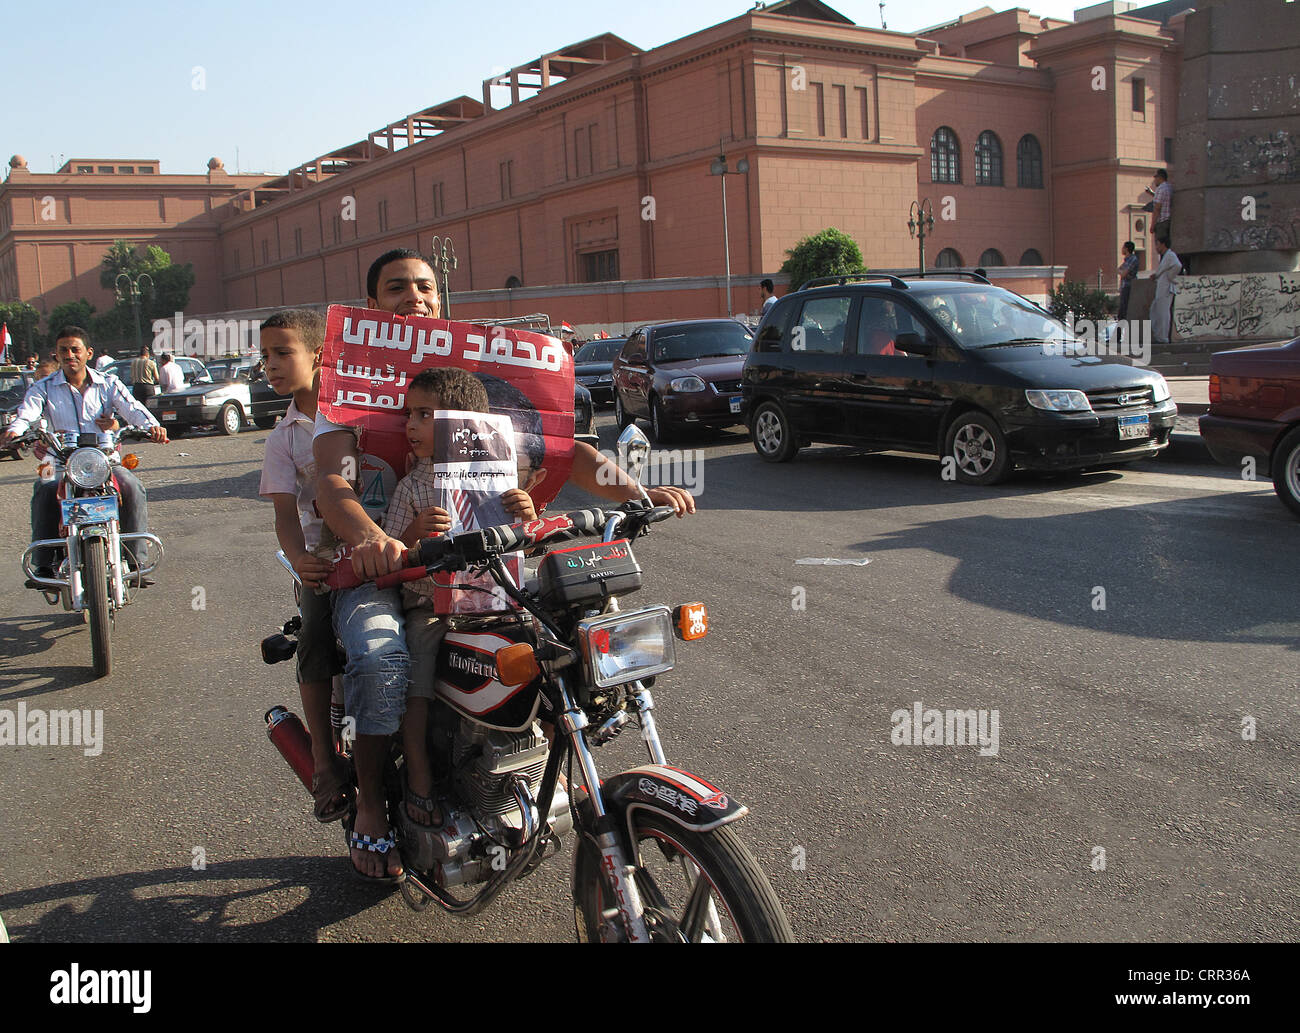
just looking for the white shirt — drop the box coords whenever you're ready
[7,367,158,439]
[260,399,324,550]
[158,361,185,393]
[762,294,777,314]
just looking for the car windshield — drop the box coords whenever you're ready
[912,287,1077,349]
[205,361,249,381]
[0,374,28,402]
[575,342,616,363]
[652,324,752,363]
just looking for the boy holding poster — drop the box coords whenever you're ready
[382,367,535,828]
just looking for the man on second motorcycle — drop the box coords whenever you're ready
[0,325,167,581]
[314,248,696,881]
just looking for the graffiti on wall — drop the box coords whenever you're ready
[1175,272,1300,339]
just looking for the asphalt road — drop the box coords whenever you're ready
[0,413,1295,942]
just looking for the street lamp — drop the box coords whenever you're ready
[429,236,458,317]
[708,144,750,317]
[114,271,153,354]
[907,199,936,277]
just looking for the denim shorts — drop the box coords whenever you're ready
[331,582,409,736]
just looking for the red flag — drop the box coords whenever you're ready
[1,323,11,364]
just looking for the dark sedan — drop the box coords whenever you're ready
[611,319,753,442]
[743,275,1177,483]
[574,338,625,405]
[1198,337,1300,517]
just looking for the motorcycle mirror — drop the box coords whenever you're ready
[616,425,652,483]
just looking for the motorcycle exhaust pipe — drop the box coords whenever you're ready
[265,706,313,792]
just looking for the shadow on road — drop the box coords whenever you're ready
[0,613,93,700]
[0,858,397,942]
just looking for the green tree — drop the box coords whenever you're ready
[779,228,866,291]
[97,240,195,348]
[47,298,97,349]
[1047,280,1114,324]
[0,301,42,362]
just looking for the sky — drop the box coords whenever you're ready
[5,0,1087,177]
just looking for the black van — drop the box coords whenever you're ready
[741,275,1177,484]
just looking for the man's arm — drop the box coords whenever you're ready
[313,428,406,577]
[0,379,48,441]
[107,375,167,441]
[567,441,695,516]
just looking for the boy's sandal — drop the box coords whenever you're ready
[311,760,355,824]
[403,771,443,829]
[347,828,404,884]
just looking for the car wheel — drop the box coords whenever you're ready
[944,411,1010,485]
[1272,426,1300,518]
[614,392,633,430]
[650,396,677,444]
[219,402,244,436]
[752,401,798,463]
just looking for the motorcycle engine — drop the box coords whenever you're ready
[405,716,572,886]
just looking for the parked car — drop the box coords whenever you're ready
[104,355,210,388]
[147,362,257,435]
[742,274,1177,484]
[1,366,37,459]
[574,338,625,405]
[611,319,753,442]
[1198,337,1300,517]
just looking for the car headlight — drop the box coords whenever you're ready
[188,396,201,405]
[669,376,706,393]
[1150,376,1171,403]
[1025,389,1091,412]
[578,606,677,688]
[67,447,112,488]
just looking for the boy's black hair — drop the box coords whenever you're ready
[760,278,775,293]
[366,248,433,301]
[408,366,489,412]
[56,325,91,348]
[1122,241,1135,254]
[261,308,326,350]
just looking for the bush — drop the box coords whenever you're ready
[779,228,866,291]
[1047,280,1112,324]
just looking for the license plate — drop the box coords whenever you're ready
[61,496,119,525]
[1118,414,1149,440]
[729,396,742,414]
[162,411,177,421]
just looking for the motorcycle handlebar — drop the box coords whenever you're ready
[371,502,677,590]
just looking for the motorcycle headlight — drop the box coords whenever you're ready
[1025,389,1091,412]
[578,606,676,688]
[67,447,112,488]
[669,376,706,393]
[1150,376,1171,403]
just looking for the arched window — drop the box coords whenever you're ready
[979,248,1005,267]
[1019,248,1044,265]
[930,127,961,184]
[505,275,523,289]
[934,248,963,268]
[975,131,1003,186]
[1017,135,1043,188]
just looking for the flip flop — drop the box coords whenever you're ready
[311,759,355,824]
[403,770,443,829]
[347,827,405,884]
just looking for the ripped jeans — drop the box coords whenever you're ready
[331,582,409,736]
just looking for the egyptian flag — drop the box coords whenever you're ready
[1,323,11,364]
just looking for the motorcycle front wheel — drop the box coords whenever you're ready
[573,809,794,943]
[83,536,112,679]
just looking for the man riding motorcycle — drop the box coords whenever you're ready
[0,325,167,581]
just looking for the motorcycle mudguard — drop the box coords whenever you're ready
[433,625,543,732]
[600,764,748,845]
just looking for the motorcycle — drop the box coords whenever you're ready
[16,426,164,678]
[262,429,793,942]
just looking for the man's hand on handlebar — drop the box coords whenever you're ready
[350,532,408,579]
[646,485,695,517]
[147,425,168,444]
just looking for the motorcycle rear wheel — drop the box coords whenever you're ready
[573,809,793,943]
[84,537,112,679]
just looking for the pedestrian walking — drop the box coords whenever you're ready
[130,345,159,403]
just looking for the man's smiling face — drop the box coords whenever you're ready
[369,258,441,317]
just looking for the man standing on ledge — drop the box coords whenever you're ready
[314,248,695,881]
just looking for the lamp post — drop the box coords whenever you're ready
[114,271,153,354]
[708,144,750,317]
[429,236,458,316]
[907,199,936,277]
